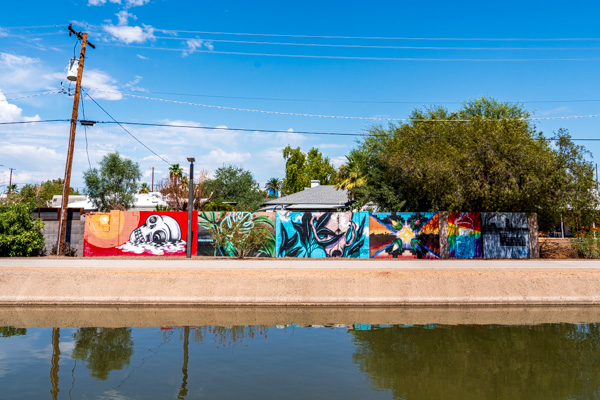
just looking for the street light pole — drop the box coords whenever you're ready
[186,157,195,258]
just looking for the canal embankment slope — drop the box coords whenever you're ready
[1,258,600,306]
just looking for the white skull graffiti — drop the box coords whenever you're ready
[129,214,182,244]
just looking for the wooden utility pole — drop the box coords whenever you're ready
[56,25,95,255]
[7,167,14,194]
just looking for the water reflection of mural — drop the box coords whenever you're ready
[449,212,482,259]
[481,212,529,258]
[369,213,439,259]
[84,211,189,256]
[197,212,276,257]
[276,212,369,258]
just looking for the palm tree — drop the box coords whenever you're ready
[265,177,282,198]
[335,154,366,192]
[139,183,150,194]
[180,175,189,187]
[169,164,183,185]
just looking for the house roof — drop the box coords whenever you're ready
[264,185,350,206]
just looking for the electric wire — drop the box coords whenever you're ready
[83,90,172,166]
[85,33,600,51]
[0,91,64,102]
[95,87,600,105]
[80,95,92,169]
[89,89,600,122]
[142,28,600,42]
[99,44,600,61]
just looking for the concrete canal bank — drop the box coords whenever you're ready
[1,258,600,306]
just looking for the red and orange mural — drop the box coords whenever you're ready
[84,211,192,256]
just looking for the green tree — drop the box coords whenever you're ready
[83,152,142,212]
[0,201,45,256]
[138,182,150,194]
[19,178,79,207]
[265,177,282,198]
[204,165,264,211]
[282,146,337,194]
[169,163,183,184]
[341,98,597,230]
[72,327,134,381]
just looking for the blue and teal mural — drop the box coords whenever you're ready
[276,211,370,258]
[369,212,440,259]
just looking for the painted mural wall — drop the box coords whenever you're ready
[448,212,483,259]
[197,211,276,257]
[276,211,369,258]
[481,212,529,258]
[369,212,440,259]
[83,211,535,259]
[84,211,191,256]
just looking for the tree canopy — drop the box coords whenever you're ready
[83,152,141,212]
[204,164,264,211]
[18,178,79,207]
[0,201,45,256]
[282,146,337,194]
[337,98,598,231]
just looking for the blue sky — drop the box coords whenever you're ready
[1,0,600,191]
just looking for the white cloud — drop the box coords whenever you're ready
[205,149,251,164]
[0,90,41,123]
[123,75,146,92]
[317,143,347,149]
[136,54,149,60]
[103,24,155,44]
[116,10,136,25]
[88,0,122,5]
[182,38,214,57]
[330,156,346,168]
[81,70,123,100]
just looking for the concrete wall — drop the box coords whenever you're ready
[79,211,540,259]
[42,219,85,256]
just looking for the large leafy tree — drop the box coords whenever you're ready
[282,146,337,194]
[339,98,598,231]
[204,164,264,211]
[19,178,79,207]
[83,152,142,211]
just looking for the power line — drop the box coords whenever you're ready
[100,87,600,105]
[90,89,600,122]
[84,91,172,166]
[92,120,600,141]
[86,33,600,51]
[0,91,64,102]
[0,119,69,125]
[3,117,600,141]
[0,25,64,30]
[143,28,600,42]
[100,43,600,62]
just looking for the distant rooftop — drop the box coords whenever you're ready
[263,185,350,209]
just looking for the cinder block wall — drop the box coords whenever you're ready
[41,219,85,256]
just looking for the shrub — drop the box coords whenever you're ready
[0,202,45,257]
[572,227,600,258]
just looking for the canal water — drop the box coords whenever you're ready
[1,309,599,399]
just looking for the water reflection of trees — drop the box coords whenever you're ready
[0,326,27,337]
[351,323,600,400]
[72,328,134,380]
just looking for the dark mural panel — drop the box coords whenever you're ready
[481,212,529,258]
[276,212,369,258]
[449,212,483,259]
[369,212,440,259]
[197,212,276,257]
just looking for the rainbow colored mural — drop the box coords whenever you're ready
[448,212,483,258]
[369,212,440,259]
